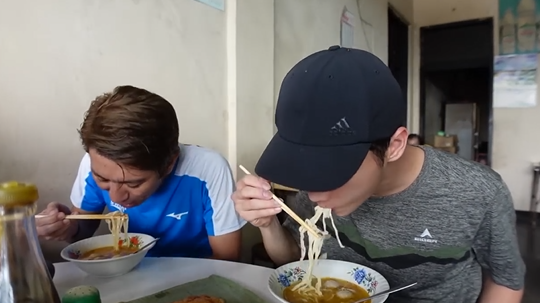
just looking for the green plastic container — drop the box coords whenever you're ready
[62,286,101,303]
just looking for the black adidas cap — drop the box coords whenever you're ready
[255,46,406,192]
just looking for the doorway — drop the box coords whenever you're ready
[388,6,409,109]
[419,18,494,165]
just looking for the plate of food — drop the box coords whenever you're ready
[118,275,267,303]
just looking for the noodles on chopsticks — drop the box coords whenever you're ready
[105,211,129,251]
[292,206,344,296]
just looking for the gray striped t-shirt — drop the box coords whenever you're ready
[283,146,525,303]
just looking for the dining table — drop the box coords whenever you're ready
[53,257,280,303]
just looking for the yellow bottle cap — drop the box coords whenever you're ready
[0,181,39,206]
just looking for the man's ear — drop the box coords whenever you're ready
[386,127,409,163]
[165,152,180,175]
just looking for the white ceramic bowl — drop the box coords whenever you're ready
[60,233,156,277]
[269,259,390,303]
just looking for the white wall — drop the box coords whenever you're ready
[0,0,229,201]
[235,0,275,176]
[412,0,540,211]
[234,0,276,263]
[274,0,389,107]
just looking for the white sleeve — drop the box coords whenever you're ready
[70,153,105,212]
[202,154,247,236]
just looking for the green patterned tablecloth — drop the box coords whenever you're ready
[119,275,268,303]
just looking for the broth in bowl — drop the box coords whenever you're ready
[79,246,138,260]
[61,233,155,277]
[284,277,370,303]
[69,235,142,261]
[268,260,390,303]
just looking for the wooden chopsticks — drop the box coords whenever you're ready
[35,214,126,220]
[239,165,321,239]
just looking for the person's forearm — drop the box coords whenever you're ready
[260,217,300,266]
[68,220,100,243]
[208,231,243,261]
[478,275,523,303]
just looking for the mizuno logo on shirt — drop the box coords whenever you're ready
[166,212,189,220]
[110,201,126,213]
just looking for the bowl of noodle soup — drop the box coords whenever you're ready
[269,259,390,303]
[268,206,389,303]
[60,232,156,277]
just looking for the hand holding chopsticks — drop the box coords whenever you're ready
[34,202,128,242]
[35,214,126,220]
[238,165,321,239]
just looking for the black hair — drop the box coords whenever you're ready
[369,138,391,166]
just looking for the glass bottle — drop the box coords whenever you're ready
[0,181,61,303]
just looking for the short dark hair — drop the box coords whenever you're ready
[408,133,424,145]
[369,138,391,165]
[79,85,180,176]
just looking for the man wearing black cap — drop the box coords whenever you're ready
[232,46,525,303]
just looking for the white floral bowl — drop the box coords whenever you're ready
[60,233,155,277]
[269,259,390,303]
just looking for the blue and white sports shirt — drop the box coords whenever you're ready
[70,144,246,258]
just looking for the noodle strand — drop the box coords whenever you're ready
[105,211,129,250]
[292,207,344,296]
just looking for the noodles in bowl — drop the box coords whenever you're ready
[75,211,132,260]
[60,232,156,277]
[60,211,156,277]
[267,207,390,303]
[294,207,344,296]
[284,277,369,303]
[106,211,129,251]
[269,259,390,303]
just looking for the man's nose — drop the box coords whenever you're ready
[109,183,128,202]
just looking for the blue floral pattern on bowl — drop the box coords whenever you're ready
[348,267,379,294]
[277,266,306,287]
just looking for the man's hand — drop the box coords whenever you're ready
[36,202,78,241]
[232,175,282,227]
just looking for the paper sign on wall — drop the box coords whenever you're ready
[493,54,538,108]
[340,8,354,48]
[195,0,225,11]
[498,0,540,55]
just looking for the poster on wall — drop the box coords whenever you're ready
[493,54,537,108]
[498,0,540,55]
[194,0,225,11]
[340,7,354,48]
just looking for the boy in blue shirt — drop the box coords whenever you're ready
[37,85,245,260]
